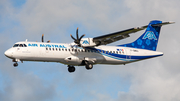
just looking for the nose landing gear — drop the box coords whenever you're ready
[12,59,20,67]
[13,62,18,67]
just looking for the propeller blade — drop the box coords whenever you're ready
[79,34,85,41]
[70,34,77,41]
[76,27,79,40]
[70,28,85,46]
[42,34,44,42]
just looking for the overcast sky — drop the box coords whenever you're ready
[1,0,180,101]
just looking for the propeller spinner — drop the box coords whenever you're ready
[70,28,85,46]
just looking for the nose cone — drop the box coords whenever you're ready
[4,50,12,58]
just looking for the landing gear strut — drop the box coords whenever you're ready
[68,65,75,73]
[13,62,18,67]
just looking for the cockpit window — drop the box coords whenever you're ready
[24,44,27,47]
[13,44,27,47]
[19,44,23,47]
[13,44,19,47]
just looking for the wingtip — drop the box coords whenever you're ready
[169,22,175,24]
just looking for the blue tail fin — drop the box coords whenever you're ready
[119,20,163,51]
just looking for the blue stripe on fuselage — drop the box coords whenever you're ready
[86,47,163,61]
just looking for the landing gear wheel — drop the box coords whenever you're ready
[13,62,18,67]
[85,63,93,70]
[68,66,75,73]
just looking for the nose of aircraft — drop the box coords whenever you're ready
[4,50,12,58]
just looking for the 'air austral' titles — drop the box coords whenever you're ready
[28,43,66,48]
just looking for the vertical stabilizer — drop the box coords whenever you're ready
[119,20,164,51]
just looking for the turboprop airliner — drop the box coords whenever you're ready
[4,20,174,73]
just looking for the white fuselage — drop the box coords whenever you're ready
[4,41,163,66]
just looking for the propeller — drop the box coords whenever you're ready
[42,34,44,42]
[42,34,50,43]
[70,27,85,46]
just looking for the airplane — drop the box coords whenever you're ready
[4,20,174,73]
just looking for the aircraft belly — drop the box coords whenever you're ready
[62,52,104,65]
[101,55,127,65]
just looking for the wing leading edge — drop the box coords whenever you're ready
[93,21,174,46]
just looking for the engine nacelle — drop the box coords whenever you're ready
[80,38,98,47]
[64,56,82,65]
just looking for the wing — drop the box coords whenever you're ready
[93,21,174,46]
[93,25,148,46]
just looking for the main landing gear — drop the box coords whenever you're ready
[85,61,93,70]
[67,61,93,73]
[68,65,75,73]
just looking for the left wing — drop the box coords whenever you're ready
[80,21,173,47]
[92,25,148,46]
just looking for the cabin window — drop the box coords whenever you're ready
[65,49,67,51]
[59,48,61,51]
[46,48,48,50]
[116,51,118,54]
[75,49,77,52]
[56,48,58,51]
[81,50,83,52]
[72,49,74,51]
[49,48,51,51]
[69,49,70,51]
[62,49,64,51]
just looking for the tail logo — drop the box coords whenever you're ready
[143,31,157,40]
